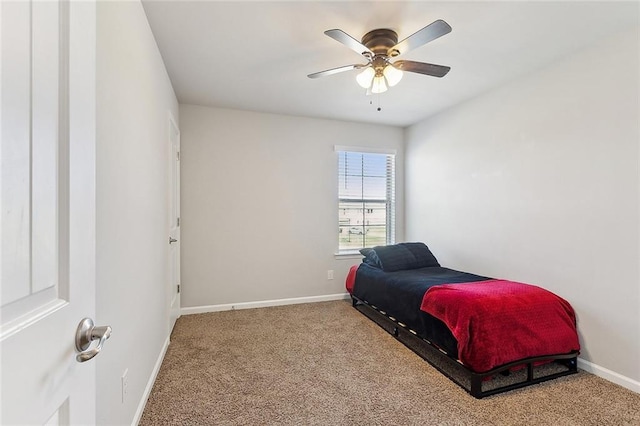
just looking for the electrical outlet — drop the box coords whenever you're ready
[327,270,334,280]
[121,369,129,403]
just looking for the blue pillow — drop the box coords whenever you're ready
[361,242,439,272]
[401,242,440,269]
[359,247,383,268]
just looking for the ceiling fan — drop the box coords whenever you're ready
[308,20,452,94]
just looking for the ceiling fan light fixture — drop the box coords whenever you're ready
[371,75,388,94]
[356,67,375,88]
[383,65,403,87]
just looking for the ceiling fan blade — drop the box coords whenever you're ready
[388,20,452,57]
[393,60,451,78]
[307,64,366,79]
[324,29,373,57]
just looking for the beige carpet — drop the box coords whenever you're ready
[140,300,640,425]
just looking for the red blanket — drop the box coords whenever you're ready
[420,279,580,373]
[345,265,358,294]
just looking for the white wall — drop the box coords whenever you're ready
[96,2,178,425]
[405,27,639,385]
[180,105,403,308]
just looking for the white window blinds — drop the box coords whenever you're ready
[337,150,395,252]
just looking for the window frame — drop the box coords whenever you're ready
[335,146,396,255]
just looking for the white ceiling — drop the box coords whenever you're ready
[142,1,639,127]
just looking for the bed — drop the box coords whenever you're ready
[346,242,580,398]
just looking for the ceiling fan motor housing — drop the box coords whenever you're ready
[361,29,400,56]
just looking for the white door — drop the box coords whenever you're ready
[168,113,181,332]
[1,1,100,424]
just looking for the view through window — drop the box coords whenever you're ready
[338,150,395,252]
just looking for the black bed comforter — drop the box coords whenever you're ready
[352,264,490,356]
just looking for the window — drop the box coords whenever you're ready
[337,148,395,253]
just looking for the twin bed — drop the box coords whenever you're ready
[346,242,580,398]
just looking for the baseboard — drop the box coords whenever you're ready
[132,335,170,426]
[578,357,640,394]
[181,293,351,316]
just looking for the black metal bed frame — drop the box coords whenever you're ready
[351,295,579,399]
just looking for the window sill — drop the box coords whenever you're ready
[334,252,363,260]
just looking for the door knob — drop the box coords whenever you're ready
[75,318,111,363]
[169,237,178,244]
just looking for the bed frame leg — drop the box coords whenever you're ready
[351,297,358,308]
[566,357,578,372]
[470,375,482,398]
[527,363,534,382]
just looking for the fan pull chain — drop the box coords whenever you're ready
[368,95,382,111]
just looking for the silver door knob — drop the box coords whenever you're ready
[169,237,178,244]
[75,318,111,363]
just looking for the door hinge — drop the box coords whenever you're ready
[177,217,180,227]
[176,151,180,161]
[177,284,180,293]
